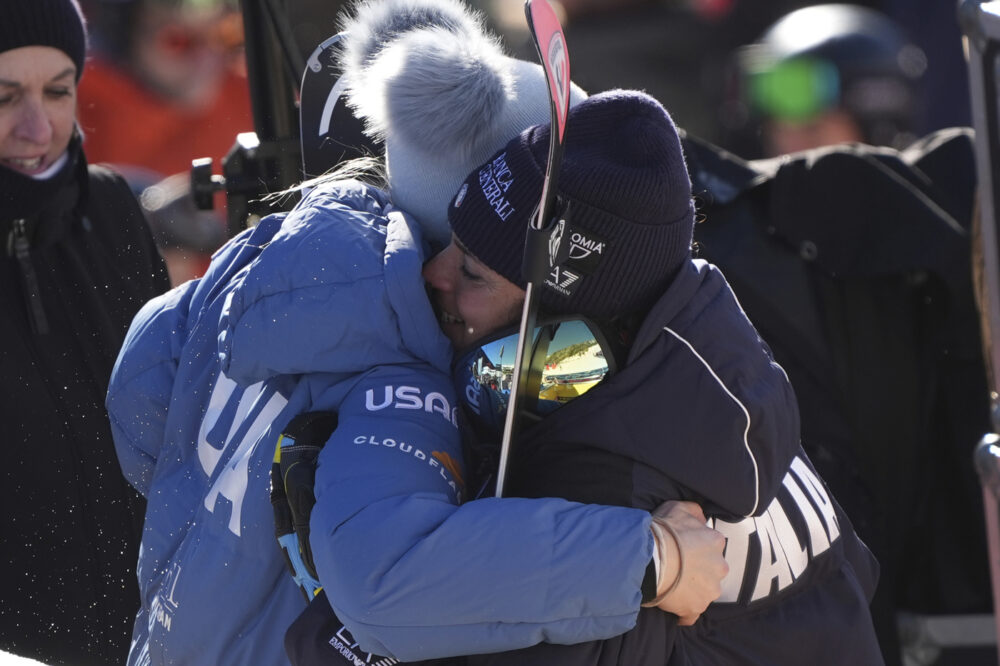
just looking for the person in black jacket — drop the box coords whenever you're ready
[0,1,170,664]
[414,89,883,665]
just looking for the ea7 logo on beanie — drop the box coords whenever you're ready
[477,152,516,221]
[545,265,582,296]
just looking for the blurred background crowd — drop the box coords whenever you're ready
[76,0,249,284]
[72,0,970,283]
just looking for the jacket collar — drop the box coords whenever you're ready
[628,259,710,362]
[0,135,85,248]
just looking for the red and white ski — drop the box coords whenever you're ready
[495,0,574,497]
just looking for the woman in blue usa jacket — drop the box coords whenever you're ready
[105,1,728,664]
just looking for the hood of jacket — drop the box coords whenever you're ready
[517,259,801,520]
[216,180,453,386]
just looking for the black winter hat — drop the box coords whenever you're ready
[449,89,695,319]
[1,0,88,81]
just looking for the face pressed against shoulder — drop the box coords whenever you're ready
[0,46,77,177]
[423,237,526,353]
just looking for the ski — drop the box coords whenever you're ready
[495,0,573,497]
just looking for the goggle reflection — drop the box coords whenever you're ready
[454,317,617,436]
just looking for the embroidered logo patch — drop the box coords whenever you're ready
[477,152,516,221]
[548,219,566,267]
[453,183,468,208]
[565,228,608,275]
[544,265,582,296]
[327,624,399,666]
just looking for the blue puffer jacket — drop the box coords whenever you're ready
[107,181,655,666]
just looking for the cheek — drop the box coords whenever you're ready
[455,290,496,335]
[457,288,521,338]
[455,289,487,326]
[49,103,76,151]
[0,118,15,150]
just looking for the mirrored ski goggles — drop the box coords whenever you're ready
[453,315,618,437]
[745,56,841,121]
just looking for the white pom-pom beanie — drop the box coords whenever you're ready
[338,0,587,249]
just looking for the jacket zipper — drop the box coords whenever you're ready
[8,218,49,335]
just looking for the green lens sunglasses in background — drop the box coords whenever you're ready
[747,56,841,121]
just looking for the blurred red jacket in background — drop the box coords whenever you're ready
[77,56,253,178]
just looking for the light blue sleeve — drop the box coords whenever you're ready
[106,281,195,497]
[310,364,653,661]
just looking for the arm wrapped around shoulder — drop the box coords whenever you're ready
[308,364,655,660]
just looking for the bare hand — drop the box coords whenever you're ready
[643,500,728,626]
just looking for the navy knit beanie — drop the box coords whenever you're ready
[1,0,88,81]
[449,89,695,319]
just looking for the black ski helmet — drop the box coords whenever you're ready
[732,3,926,150]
